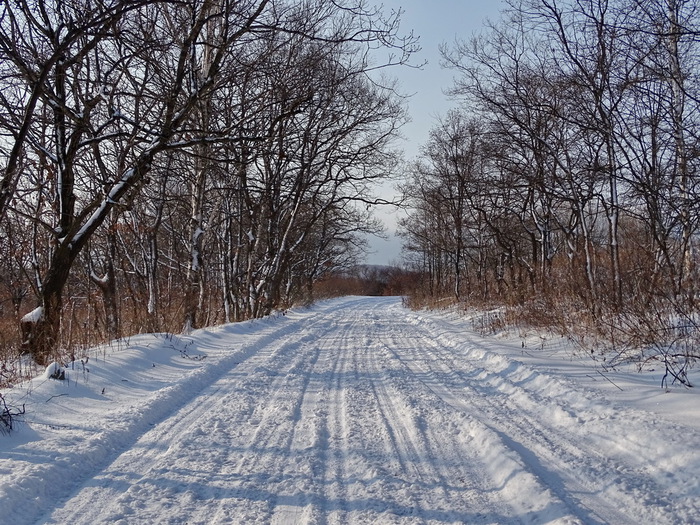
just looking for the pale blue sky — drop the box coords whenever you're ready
[366,1,505,265]
[383,0,504,158]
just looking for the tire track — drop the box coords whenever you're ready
[180,311,344,525]
[41,309,342,525]
[322,318,354,525]
[366,340,501,519]
[322,301,510,524]
[380,306,688,524]
[360,324,550,524]
[25,296,696,525]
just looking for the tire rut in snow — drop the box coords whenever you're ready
[28,297,696,525]
[361,324,553,523]
[383,307,696,524]
[308,302,515,524]
[40,308,344,525]
[366,339,505,522]
[380,321,590,524]
[312,310,358,524]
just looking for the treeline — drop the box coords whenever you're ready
[399,0,700,380]
[0,0,416,366]
[315,265,420,298]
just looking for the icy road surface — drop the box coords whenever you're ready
[1,296,699,524]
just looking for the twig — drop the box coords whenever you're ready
[0,393,25,434]
[597,370,623,391]
[45,393,68,403]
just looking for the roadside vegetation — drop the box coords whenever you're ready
[398,0,700,387]
[0,0,418,380]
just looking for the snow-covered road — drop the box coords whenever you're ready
[1,297,698,524]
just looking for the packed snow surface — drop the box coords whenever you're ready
[1,296,699,524]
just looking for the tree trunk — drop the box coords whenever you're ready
[24,247,73,365]
[91,259,120,341]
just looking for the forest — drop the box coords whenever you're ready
[0,0,417,371]
[399,0,700,384]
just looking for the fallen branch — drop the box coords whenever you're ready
[45,393,68,403]
[0,393,25,435]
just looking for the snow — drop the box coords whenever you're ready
[1,296,699,524]
[20,307,44,324]
[42,362,65,381]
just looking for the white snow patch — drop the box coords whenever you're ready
[20,307,44,324]
[41,362,66,381]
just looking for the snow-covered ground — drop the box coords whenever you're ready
[1,296,698,525]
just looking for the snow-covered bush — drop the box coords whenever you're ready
[45,362,67,381]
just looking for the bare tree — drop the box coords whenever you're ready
[0,0,417,361]
[2,0,274,361]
